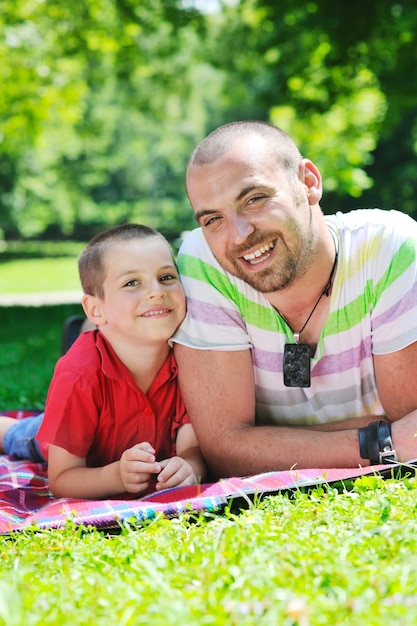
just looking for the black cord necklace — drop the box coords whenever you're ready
[281,246,338,388]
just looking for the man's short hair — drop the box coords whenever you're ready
[188,121,302,173]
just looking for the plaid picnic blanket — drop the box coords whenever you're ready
[0,411,414,534]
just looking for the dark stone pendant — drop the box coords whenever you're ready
[283,343,311,387]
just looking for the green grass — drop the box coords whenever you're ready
[0,304,83,408]
[0,258,81,293]
[1,260,417,625]
[2,477,417,625]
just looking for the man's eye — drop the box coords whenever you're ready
[203,215,221,227]
[247,195,264,206]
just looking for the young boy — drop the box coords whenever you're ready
[0,224,206,499]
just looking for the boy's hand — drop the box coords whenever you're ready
[155,456,197,491]
[119,442,161,494]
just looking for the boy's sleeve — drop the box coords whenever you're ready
[37,369,101,459]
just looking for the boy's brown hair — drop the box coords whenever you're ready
[79,224,170,298]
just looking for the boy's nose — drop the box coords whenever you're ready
[147,282,166,298]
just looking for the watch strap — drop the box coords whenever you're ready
[358,420,398,465]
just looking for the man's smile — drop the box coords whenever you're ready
[241,240,276,265]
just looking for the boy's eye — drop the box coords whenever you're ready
[160,274,177,282]
[124,279,139,287]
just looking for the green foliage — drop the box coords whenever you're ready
[1,0,417,240]
[0,0,213,240]
[0,240,85,259]
[210,0,417,214]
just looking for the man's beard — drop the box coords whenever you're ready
[213,222,314,293]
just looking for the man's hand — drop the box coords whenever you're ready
[155,456,197,491]
[119,442,162,494]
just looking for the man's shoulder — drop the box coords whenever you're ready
[327,208,417,232]
[177,227,223,281]
[177,227,207,257]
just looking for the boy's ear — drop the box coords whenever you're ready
[81,294,106,326]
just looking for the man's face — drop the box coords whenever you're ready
[186,136,320,293]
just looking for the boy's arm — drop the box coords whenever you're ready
[47,443,162,499]
[176,423,207,480]
[156,423,207,490]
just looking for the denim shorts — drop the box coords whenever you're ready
[3,413,46,462]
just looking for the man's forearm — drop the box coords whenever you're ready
[203,424,364,479]
[205,409,417,478]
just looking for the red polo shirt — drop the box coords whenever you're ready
[37,330,189,468]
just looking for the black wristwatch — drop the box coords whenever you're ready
[359,420,398,465]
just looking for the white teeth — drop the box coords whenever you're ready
[243,241,274,261]
[144,309,169,316]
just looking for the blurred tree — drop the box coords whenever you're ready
[0,0,221,241]
[206,0,417,216]
[1,0,416,242]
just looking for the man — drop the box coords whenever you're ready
[172,120,417,478]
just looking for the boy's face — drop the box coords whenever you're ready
[91,236,186,347]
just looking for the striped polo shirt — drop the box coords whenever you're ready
[172,209,417,426]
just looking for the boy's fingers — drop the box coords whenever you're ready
[125,460,161,476]
[157,457,181,482]
[136,442,155,454]
[123,444,156,463]
[121,462,161,493]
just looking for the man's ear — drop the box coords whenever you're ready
[81,294,106,326]
[299,158,322,205]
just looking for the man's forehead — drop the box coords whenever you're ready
[219,133,270,163]
[187,135,272,180]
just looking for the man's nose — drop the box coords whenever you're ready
[229,214,255,243]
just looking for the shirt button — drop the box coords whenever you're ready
[144,407,153,415]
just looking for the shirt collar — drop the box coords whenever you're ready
[94,330,177,386]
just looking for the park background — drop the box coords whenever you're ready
[1,0,417,247]
[2,0,417,407]
[1,2,417,625]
